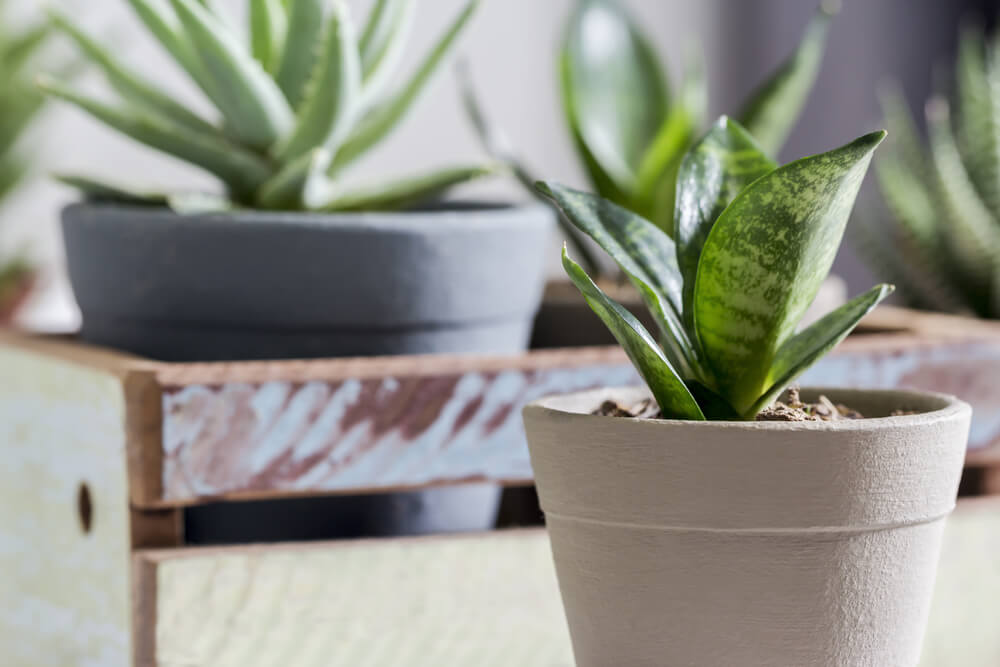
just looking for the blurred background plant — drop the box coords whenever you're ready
[862,23,1000,319]
[462,0,836,275]
[0,1,54,323]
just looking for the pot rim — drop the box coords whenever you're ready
[61,199,553,233]
[525,385,970,432]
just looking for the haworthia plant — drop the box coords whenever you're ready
[0,3,54,318]
[862,24,1000,319]
[461,0,835,274]
[540,117,892,419]
[43,0,494,212]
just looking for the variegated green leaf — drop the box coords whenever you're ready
[674,117,776,334]
[170,0,293,148]
[277,2,361,162]
[359,0,415,103]
[694,129,885,414]
[560,0,668,193]
[275,0,328,108]
[49,11,220,135]
[536,181,700,379]
[319,163,495,211]
[749,283,894,418]
[738,4,834,156]
[39,76,272,197]
[250,0,288,73]
[329,0,479,174]
[562,246,704,420]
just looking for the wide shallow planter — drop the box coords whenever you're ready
[523,386,971,667]
[62,201,554,361]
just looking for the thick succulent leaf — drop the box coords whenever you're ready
[955,26,1000,220]
[250,0,288,73]
[562,247,704,420]
[560,0,668,192]
[536,182,701,378]
[329,0,479,174]
[926,98,1000,315]
[56,174,170,206]
[874,154,935,245]
[456,63,601,275]
[738,4,834,156]
[359,0,415,104]
[170,0,293,148]
[277,2,361,162]
[318,163,495,212]
[878,85,930,185]
[167,191,236,214]
[274,0,328,108]
[675,117,776,334]
[49,11,220,135]
[0,155,26,204]
[1,23,50,72]
[40,77,272,197]
[256,148,332,210]
[749,284,894,418]
[694,130,885,414]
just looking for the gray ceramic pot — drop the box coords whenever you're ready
[63,201,554,538]
[62,201,554,361]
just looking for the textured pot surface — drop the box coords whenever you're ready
[523,387,971,667]
[62,202,554,360]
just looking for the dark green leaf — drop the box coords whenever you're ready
[562,246,704,420]
[694,130,885,414]
[674,117,776,334]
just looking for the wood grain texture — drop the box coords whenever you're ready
[136,530,574,667]
[0,342,133,666]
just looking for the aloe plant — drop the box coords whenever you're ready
[0,5,52,317]
[540,117,892,420]
[43,0,493,212]
[863,25,1000,318]
[462,0,835,274]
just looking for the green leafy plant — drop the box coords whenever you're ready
[43,0,493,212]
[539,117,892,420]
[0,4,53,319]
[462,0,836,274]
[863,25,1000,318]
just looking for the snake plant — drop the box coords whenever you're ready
[42,0,493,212]
[540,118,892,420]
[0,5,52,318]
[463,0,836,274]
[862,25,1000,318]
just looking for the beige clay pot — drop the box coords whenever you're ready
[523,387,971,667]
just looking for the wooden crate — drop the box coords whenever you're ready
[4,325,1000,665]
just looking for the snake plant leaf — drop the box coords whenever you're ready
[55,174,170,206]
[274,0,328,108]
[926,98,1000,312]
[694,129,885,414]
[126,0,219,103]
[320,163,496,211]
[48,11,220,136]
[169,0,293,148]
[684,379,740,420]
[561,0,668,194]
[675,117,776,334]
[249,0,287,73]
[359,0,414,104]
[749,283,894,417]
[954,25,1000,219]
[329,0,479,174]
[39,76,272,196]
[537,182,700,377]
[277,2,361,162]
[738,4,834,156]
[562,246,704,420]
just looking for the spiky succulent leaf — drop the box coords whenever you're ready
[319,164,497,211]
[55,174,170,206]
[954,26,1000,220]
[329,0,479,174]
[560,0,668,194]
[694,130,884,414]
[359,0,414,103]
[748,284,893,417]
[250,0,287,73]
[275,0,328,108]
[674,117,776,334]
[562,246,704,420]
[738,4,834,156]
